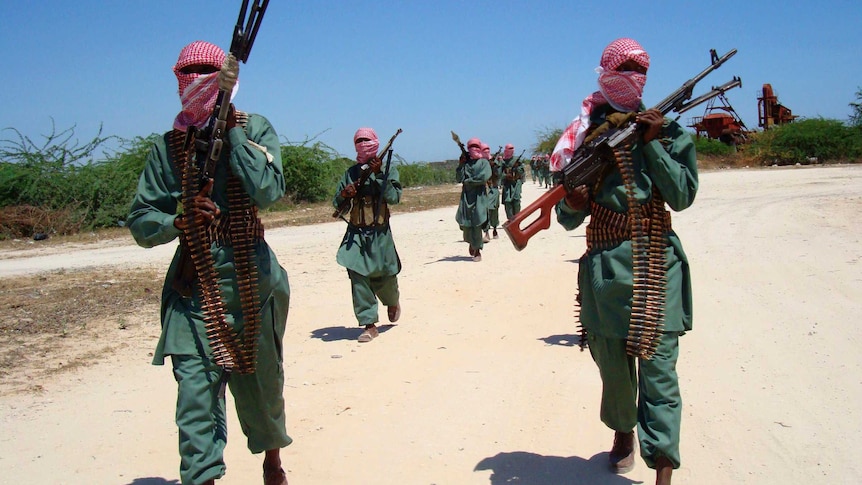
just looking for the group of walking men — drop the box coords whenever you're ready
[127,35,696,485]
[530,153,553,188]
[456,141,526,261]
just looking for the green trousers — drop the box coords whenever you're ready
[587,332,682,469]
[347,269,400,326]
[170,320,292,484]
[461,225,484,251]
[504,200,521,220]
[487,206,500,230]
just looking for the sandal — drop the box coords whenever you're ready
[358,325,378,343]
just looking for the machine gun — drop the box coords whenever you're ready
[491,145,503,161]
[503,48,741,251]
[190,0,269,180]
[487,145,503,186]
[174,0,270,381]
[333,128,403,219]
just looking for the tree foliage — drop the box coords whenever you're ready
[532,126,563,155]
[850,87,862,128]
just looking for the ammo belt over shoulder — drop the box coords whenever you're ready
[577,142,672,360]
[168,117,264,375]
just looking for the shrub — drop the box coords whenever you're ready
[280,142,352,203]
[747,118,862,165]
[693,136,736,157]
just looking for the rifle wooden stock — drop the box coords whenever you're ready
[502,184,566,251]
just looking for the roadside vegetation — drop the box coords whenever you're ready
[2,92,861,241]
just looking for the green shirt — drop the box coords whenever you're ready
[127,114,290,364]
[455,158,491,227]
[500,156,525,202]
[333,163,403,277]
[556,105,697,338]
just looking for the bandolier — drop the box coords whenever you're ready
[167,110,264,374]
[348,184,390,228]
[578,140,672,360]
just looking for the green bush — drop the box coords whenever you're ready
[692,136,736,157]
[398,161,457,186]
[747,118,862,165]
[280,142,351,203]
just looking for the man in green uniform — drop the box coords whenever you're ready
[540,154,551,188]
[500,143,525,219]
[127,41,291,485]
[456,137,491,261]
[485,152,503,240]
[529,155,539,184]
[552,38,696,485]
[333,127,403,343]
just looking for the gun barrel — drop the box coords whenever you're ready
[676,77,743,115]
[655,48,737,114]
[232,0,269,61]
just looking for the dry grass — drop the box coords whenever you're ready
[0,184,461,394]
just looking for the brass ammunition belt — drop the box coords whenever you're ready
[576,141,671,360]
[168,120,263,375]
[207,209,265,247]
[586,201,672,252]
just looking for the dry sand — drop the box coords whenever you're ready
[1,165,860,484]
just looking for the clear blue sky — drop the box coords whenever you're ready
[3,0,860,163]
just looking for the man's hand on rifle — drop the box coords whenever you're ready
[637,109,664,143]
[340,182,358,199]
[174,179,220,230]
[226,104,238,132]
[368,157,383,174]
[564,185,590,211]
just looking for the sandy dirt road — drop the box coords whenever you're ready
[1,165,860,485]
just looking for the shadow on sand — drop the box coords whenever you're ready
[310,324,395,342]
[538,334,585,348]
[123,478,180,485]
[475,451,642,485]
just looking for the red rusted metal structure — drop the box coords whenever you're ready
[688,92,749,146]
[757,83,798,128]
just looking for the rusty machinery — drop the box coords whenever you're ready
[688,90,750,147]
[689,83,798,147]
[758,83,798,129]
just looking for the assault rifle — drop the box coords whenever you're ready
[333,128,403,219]
[504,149,527,182]
[503,48,741,251]
[189,0,269,181]
[491,145,503,161]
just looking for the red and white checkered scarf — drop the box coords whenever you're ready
[172,41,238,132]
[481,143,491,160]
[550,38,650,171]
[354,127,379,164]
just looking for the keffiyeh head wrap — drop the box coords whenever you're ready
[467,138,484,160]
[550,38,650,171]
[503,143,515,159]
[172,41,238,132]
[481,143,491,160]
[354,127,379,164]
